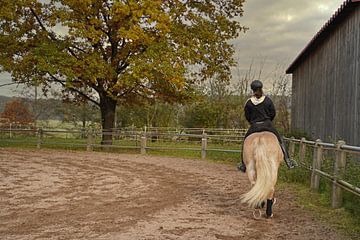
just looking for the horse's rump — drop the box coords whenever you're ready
[240,132,283,208]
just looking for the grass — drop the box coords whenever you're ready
[277,180,360,238]
[278,163,360,238]
[36,120,100,129]
[0,134,359,237]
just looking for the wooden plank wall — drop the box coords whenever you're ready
[291,7,360,146]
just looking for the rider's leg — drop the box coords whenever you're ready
[266,198,277,218]
[237,160,246,173]
[279,138,296,169]
[238,128,254,173]
[265,123,296,169]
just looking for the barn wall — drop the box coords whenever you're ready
[291,7,360,145]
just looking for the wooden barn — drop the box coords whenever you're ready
[286,0,360,146]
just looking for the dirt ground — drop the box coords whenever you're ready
[0,148,350,240]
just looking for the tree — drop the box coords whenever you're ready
[60,100,100,129]
[0,0,245,144]
[269,64,292,133]
[1,99,34,125]
[116,101,180,128]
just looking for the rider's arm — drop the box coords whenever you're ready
[244,101,251,123]
[267,97,276,121]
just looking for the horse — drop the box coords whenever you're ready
[240,131,283,218]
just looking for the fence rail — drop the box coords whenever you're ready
[1,127,359,208]
[285,137,360,208]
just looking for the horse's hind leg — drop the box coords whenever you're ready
[266,155,280,218]
[247,164,265,209]
[266,181,277,218]
[246,166,256,186]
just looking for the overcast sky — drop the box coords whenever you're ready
[232,0,344,89]
[0,0,346,96]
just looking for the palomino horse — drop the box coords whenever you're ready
[241,131,283,218]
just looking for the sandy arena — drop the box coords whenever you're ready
[0,148,350,239]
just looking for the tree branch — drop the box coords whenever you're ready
[0,82,17,88]
[47,72,100,107]
[29,7,80,60]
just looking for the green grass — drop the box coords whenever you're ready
[278,162,360,238]
[36,120,100,129]
[277,180,360,238]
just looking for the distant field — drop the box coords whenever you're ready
[36,120,100,130]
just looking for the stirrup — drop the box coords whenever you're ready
[285,158,297,169]
[237,164,246,173]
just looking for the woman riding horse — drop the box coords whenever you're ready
[239,80,296,218]
[238,80,296,172]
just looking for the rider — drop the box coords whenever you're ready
[238,80,296,172]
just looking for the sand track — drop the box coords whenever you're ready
[0,148,347,239]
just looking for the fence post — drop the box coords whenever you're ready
[331,140,346,208]
[299,137,306,163]
[9,122,12,138]
[289,136,295,158]
[87,129,93,151]
[37,128,43,149]
[201,133,207,160]
[311,139,323,191]
[141,133,147,155]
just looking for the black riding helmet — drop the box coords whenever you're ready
[250,80,263,91]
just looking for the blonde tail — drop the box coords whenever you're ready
[241,136,278,208]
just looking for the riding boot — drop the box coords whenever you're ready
[266,198,276,218]
[279,140,296,169]
[237,160,246,173]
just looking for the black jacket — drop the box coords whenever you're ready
[244,96,276,124]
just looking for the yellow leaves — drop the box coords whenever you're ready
[1,0,245,105]
[75,52,113,83]
[0,1,16,21]
[111,1,130,20]
[118,40,187,95]
[112,0,171,45]
[118,24,153,47]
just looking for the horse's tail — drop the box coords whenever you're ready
[241,135,279,208]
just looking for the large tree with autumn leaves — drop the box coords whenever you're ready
[0,0,245,144]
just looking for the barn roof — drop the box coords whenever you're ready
[286,0,360,74]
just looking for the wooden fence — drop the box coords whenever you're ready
[285,137,360,208]
[0,127,359,208]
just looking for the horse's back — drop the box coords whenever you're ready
[243,131,281,155]
[244,131,278,143]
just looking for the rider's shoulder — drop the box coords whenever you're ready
[264,95,274,102]
[244,98,252,106]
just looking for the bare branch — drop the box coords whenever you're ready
[0,82,17,88]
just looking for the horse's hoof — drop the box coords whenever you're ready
[252,209,262,219]
[266,213,274,218]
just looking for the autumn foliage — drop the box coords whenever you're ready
[1,100,34,125]
[0,0,245,144]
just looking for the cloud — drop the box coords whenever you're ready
[0,72,24,97]
[231,0,345,86]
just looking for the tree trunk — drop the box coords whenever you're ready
[99,95,117,145]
